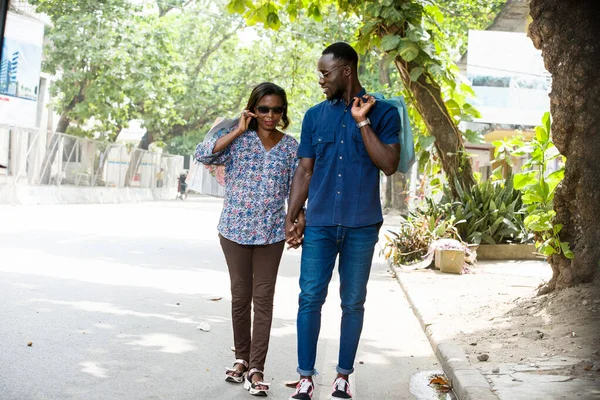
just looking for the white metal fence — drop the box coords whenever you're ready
[0,125,183,189]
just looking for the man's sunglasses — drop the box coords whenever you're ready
[255,106,285,115]
[316,64,348,80]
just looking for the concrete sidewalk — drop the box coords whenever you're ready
[378,214,600,400]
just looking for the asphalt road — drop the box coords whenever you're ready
[0,196,440,400]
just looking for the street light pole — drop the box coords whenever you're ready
[0,0,8,63]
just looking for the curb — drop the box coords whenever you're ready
[384,259,499,400]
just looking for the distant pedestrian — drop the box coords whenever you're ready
[177,171,188,200]
[156,168,164,188]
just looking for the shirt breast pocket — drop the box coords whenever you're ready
[312,130,335,164]
[352,128,372,164]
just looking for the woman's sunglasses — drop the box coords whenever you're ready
[255,106,285,115]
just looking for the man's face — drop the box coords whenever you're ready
[317,54,348,101]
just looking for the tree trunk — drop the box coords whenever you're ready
[529,0,600,292]
[39,83,85,184]
[39,113,71,184]
[124,132,153,187]
[384,175,392,209]
[93,127,122,186]
[391,172,409,213]
[394,59,476,196]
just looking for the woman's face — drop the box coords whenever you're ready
[253,94,284,132]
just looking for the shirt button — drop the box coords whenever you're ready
[337,191,340,194]
[338,174,342,177]
[341,140,344,144]
[318,138,321,142]
[339,156,342,159]
[342,125,345,128]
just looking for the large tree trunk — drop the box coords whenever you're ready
[529,0,600,292]
[39,113,71,184]
[124,132,153,187]
[39,83,85,184]
[394,59,476,196]
[391,173,409,213]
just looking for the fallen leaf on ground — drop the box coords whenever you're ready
[429,376,450,386]
[27,341,33,347]
[209,297,223,301]
[284,380,299,388]
[429,375,452,393]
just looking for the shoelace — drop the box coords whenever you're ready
[297,379,313,393]
[333,377,347,392]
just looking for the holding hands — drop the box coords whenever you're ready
[285,210,306,250]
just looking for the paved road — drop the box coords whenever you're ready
[0,197,440,400]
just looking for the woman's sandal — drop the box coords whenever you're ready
[243,368,270,396]
[225,359,248,383]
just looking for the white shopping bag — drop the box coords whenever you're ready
[188,116,239,197]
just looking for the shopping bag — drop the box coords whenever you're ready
[372,93,415,174]
[188,116,239,197]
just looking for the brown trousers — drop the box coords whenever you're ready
[219,235,285,372]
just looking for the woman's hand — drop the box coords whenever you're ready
[285,209,305,249]
[211,110,257,154]
[236,109,256,133]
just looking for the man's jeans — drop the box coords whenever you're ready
[296,224,380,376]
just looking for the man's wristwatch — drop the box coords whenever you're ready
[356,118,371,129]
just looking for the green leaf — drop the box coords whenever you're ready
[538,239,556,256]
[380,34,401,51]
[513,172,537,190]
[410,67,424,82]
[462,103,481,118]
[553,223,563,235]
[535,125,549,144]
[266,12,281,30]
[542,111,551,135]
[424,4,444,23]
[227,0,247,14]
[398,39,420,62]
[445,99,460,118]
[406,23,429,42]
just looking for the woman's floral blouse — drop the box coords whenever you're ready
[195,128,298,245]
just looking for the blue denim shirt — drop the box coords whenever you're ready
[298,89,401,227]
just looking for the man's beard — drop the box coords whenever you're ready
[327,86,345,101]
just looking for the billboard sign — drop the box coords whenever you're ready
[0,12,44,127]
[467,30,551,126]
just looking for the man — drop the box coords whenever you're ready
[286,42,401,400]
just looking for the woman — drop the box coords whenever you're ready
[195,82,301,396]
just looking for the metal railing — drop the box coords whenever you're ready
[0,125,183,189]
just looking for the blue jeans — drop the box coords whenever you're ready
[296,224,380,376]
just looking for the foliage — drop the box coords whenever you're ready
[493,112,572,258]
[227,1,512,195]
[435,0,506,55]
[33,0,506,164]
[381,210,462,265]
[432,176,531,245]
[31,0,345,153]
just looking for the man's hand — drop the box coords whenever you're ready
[285,210,305,249]
[351,94,376,122]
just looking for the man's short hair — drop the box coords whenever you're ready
[322,42,358,68]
